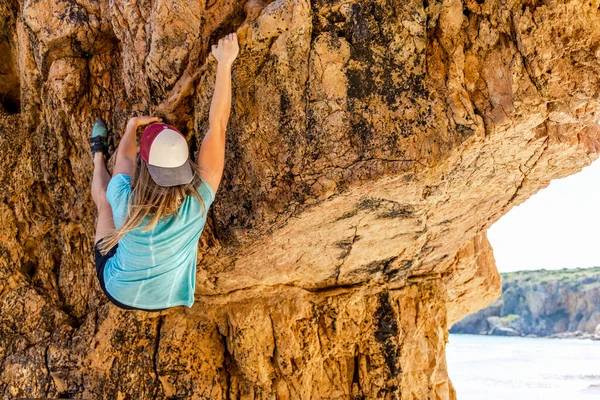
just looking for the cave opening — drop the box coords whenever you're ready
[0,3,20,115]
[448,158,600,398]
[0,92,21,114]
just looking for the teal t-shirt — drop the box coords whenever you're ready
[103,173,215,310]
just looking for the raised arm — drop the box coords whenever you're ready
[198,32,239,195]
[113,116,162,177]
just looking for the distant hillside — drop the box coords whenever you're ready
[450,267,600,338]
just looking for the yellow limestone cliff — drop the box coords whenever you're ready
[1,0,600,398]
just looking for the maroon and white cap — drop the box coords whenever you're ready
[140,123,194,187]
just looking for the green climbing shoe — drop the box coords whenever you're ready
[90,119,109,157]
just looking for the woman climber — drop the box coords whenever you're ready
[89,33,239,311]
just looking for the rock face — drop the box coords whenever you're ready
[451,268,600,338]
[1,0,600,398]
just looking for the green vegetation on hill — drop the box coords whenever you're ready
[498,314,520,323]
[501,267,600,289]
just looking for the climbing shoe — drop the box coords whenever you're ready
[90,119,109,158]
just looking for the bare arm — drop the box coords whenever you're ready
[113,116,162,176]
[198,33,239,195]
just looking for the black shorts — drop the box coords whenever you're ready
[94,238,167,312]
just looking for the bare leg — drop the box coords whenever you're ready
[92,152,115,244]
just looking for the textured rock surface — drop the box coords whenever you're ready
[1,0,600,397]
[451,267,600,338]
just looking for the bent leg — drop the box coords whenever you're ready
[92,153,115,244]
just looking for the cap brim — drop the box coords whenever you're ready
[147,159,194,187]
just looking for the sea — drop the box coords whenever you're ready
[447,334,600,400]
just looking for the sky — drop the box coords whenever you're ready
[487,158,600,272]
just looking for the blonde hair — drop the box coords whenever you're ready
[98,155,209,256]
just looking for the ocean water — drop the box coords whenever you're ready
[447,334,600,400]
